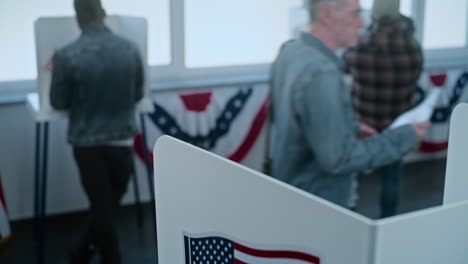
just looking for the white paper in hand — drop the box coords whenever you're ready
[390,89,441,128]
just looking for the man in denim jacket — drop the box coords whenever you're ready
[50,0,143,263]
[270,0,429,208]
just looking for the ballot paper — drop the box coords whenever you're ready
[390,89,441,128]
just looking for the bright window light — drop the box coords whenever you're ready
[423,0,467,49]
[0,0,170,82]
[185,0,302,68]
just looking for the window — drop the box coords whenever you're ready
[102,0,171,66]
[1,0,468,89]
[360,0,412,16]
[360,0,413,26]
[0,0,170,82]
[0,1,73,82]
[184,0,302,68]
[422,0,468,49]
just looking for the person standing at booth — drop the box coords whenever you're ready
[270,0,429,208]
[344,0,424,217]
[50,0,144,263]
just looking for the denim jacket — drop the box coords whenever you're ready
[50,23,144,146]
[270,33,418,207]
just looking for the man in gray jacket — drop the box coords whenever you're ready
[270,0,429,208]
[50,0,143,263]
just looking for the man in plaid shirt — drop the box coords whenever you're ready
[344,0,423,217]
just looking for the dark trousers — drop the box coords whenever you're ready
[379,160,403,218]
[73,146,132,264]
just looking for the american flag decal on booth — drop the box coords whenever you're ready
[184,234,320,264]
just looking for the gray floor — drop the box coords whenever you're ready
[0,158,447,264]
[356,158,446,219]
[0,203,158,264]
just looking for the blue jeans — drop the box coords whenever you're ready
[380,161,403,218]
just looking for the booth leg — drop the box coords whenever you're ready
[131,155,144,229]
[34,121,49,264]
[139,114,158,248]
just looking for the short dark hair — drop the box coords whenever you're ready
[74,0,106,23]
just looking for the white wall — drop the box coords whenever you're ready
[0,103,38,220]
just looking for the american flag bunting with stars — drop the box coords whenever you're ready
[134,84,270,168]
[415,70,468,154]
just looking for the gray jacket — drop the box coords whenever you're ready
[270,32,418,207]
[50,23,144,146]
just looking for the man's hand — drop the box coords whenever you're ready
[358,124,378,140]
[412,121,431,139]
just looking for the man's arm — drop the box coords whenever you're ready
[293,69,418,175]
[50,51,72,110]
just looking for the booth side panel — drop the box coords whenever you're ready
[154,136,376,264]
[374,201,468,264]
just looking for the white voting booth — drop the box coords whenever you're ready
[444,104,468,204]
[32,15,152,120]
[154,103,468,264]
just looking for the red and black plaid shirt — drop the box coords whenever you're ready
[344,15,423,131]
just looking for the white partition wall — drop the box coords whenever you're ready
[373,200,468,263]
[444,103,468,204]
[154,102,468,264]
[154,136,376,264]
[34,15,149,119]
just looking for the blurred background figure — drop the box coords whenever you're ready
[270,0,428,209]
[49,0,144,263]
[344,0,424,217]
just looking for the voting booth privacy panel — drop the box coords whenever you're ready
[34,15,150,119]
[154,136,375,264]
[154,102,468,264]
[444,103,468,204]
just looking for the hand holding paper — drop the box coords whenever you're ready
[390,89,441,129]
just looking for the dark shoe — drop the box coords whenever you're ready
[68,245,95,264]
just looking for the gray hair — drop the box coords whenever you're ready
[306,0,345,23]
[74,0,106,22]
[372,0,400,19]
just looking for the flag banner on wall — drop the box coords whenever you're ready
[132,69,468,165]
[134,84,269,166]
[0,172,11,246]
[415,70,468,154]
[184,233,321,264]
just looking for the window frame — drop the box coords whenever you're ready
[413,0,468,69]
[1,0,468,93]
[147,0,283,85]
